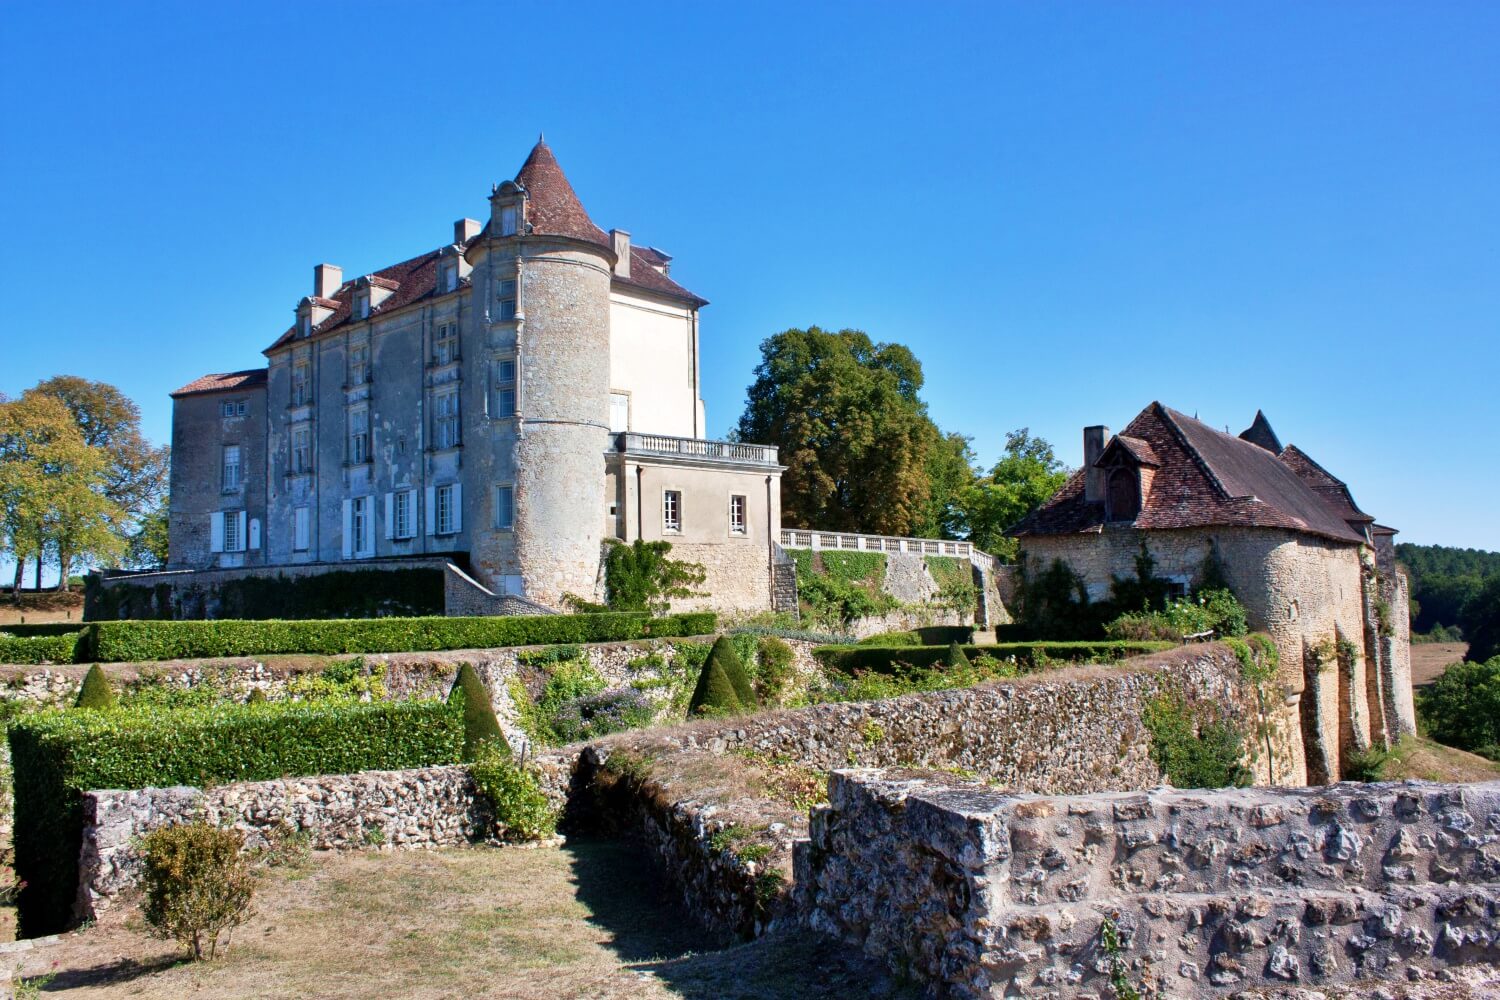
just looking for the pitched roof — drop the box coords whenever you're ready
[171,369,268,398]
[1012,402,1367,545]
[514,140,611,247]
[1277,444,1374,526]
[1239,410,1283,453]
[1104,435,1160,467]
[619,244,708,306]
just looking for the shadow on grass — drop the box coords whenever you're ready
[39,955,183,991]
[564,838,918,1000]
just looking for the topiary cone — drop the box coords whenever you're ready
[945,642,971,670]
[247,688,268,704]
[448,663,509,760]
[687,654,742,717]
[708,636,756,709]
[74,663,116,709]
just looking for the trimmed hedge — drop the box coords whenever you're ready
[30,610,717,664]
[10,698,464,937]
[0,631,86,665]
[0,623,91,637]
[812,640,1175,674]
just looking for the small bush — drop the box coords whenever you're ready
[1418,655,1500,756]
[247,688,268,705]
[856,630,921,647]
[511,659,608,747]
[548,689,655,743]
[755,637,795,705]
[1142,692,1248,789]
[708,636,756,709]
[74,664,116,709]
[140,822,255,960]
[448,663,508,760]
[688,653,743,717]
[945,642,970,670]
[469,748,556,841]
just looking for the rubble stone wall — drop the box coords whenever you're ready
[797,770,1500,999]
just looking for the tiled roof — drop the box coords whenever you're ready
[1108,435,1160,467]
[1012,402,1367,545]
[618,245,708,306]
[171,368,268,398]
[1277,444,1375,526]
[514,140,611,247]
[1238,410,1283,453]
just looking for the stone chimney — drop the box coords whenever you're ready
[610,229,631,278]
[313,264,343,299]
[454,218,481,244]
[1084,425,1109,504]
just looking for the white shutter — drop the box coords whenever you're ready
[406,490,418,537]
[451,483,462,533]
[249,518,261,550]
[239,514,250,552]
[341,499,353,559]
[294,507,310,551]
[362,496,377,557]
[209,512,225,553]
[384,493,395,540]
[425,486,436,536]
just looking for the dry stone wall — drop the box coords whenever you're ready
[797,770,1500,999]
[77,765,486,922]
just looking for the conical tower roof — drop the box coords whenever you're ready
[514,140,610,247]
[1238,410,1283,454]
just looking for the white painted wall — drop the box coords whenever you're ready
[608,291,699,437]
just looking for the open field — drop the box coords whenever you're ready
[6,840,916,1000]
[1410,641,1468,687]
[0,592,84,627]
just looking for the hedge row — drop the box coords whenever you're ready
[9,698,464,937]
[0,622,92,637]
[812,640,1176,674]
[0,630,87,665]
[0,611,719,664]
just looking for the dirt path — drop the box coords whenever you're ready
[1410,641,1468,687]
[6,840,914,1000]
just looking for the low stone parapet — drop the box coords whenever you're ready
[795,770,1500,998]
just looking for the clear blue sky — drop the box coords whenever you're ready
[2,1,1497,560]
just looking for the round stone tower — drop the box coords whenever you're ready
[467,140,613,606]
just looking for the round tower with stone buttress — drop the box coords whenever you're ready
[465,140,613,607]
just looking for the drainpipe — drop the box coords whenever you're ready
[766,474,774,608]
[635,465,644,542]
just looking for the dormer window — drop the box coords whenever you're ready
[355,292,370,319]
[1106,469,1141,522]
[441,261,458,293]
[299,315,311,337]
[500,206,518,237]
[1095,434,1158,524]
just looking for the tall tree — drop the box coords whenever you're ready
[736,327,939,535]
[962,428,1071,560]
[916,431,978,540]
[33,376,169,525]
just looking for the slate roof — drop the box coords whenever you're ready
[171,369,268,398]
[1277,444,1375,526]
[1239,410,1283,453]
[1011,402,1368,545]
[265,140,704,354]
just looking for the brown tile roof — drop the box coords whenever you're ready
[1277,444,1375,526]
[1108,435,1160,467]
[617,245,708,306]
[171,368,268,398]
[1012,402,1367,545]
[514,140,611,247]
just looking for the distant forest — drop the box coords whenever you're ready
[1396,543,1500,638]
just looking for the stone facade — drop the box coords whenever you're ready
[797,770,1500,999]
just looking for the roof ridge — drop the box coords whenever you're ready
[1153,403,1236,501]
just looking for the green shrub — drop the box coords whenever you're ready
[914,625,974,646]
[139,822,255,960]
[819,550,887,586]
[755,637,795,705]
[812,641,1173,674]
[1142,691,1249,789]
[448,663,508,760]
[469,748,557,841]
[511,659,607,747]
[86,611,717,663]
[601,539,707,613]
[10,698,461,936]
[246,688,268,705]
[1106,589,1249,642]
[688,653,743,717]
[0,631,86,665]
[856,630,921,647]
[945,642,970,670]
[74,664,116,709]
[1418,655,1500,757]
[708,636,756,709]
[792,551,897,628]
[548,689,655,743]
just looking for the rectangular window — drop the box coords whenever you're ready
[663,490,682,533]
[348,408,369,465]
[356,294,370,320]
[494,484,514,530]
[434,322,459,365]
[729,494,747,535]
[292,361,311,406]
[609,392,629,433]
[222,445,241,491]
[293,506,310,551]
[499,206,518,236]
[351,496,370,556]
[493,357,516,417]
[498,279,517,322]
[433,389,460,449]
[442,263,458,293]
[349,343,370,385]
[436,484,457,535]
[393,490,414,539]
[236,400,248,416]
[220,400,235,417]
[291,426,311,473]
[223,510,244,552]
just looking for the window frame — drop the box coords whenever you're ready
[291,425,312,474]
[351,495,371,557]
[434,322,460,365]
[222,444,242,492]
[494,483,515,531]
[497,278,517,322]
[293,506,311,551]
[499,206,518,237]
[662,489,682,534]
[392,489,415,540]
[436,483,457,535]
[492,356,517,418]
[729,494,747,536]
[348,407,370,466]
[223,509,244,552]
[291,360,311,406]
[433,388,461,450]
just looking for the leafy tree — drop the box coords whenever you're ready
[139,822,255,960]
[1418,655,1500,760]
[962,429,1070,560]
[736,327,940,535]
[0,392,124,597]
[125,506,171,570]
[915,432,978,540]
[1460,576,1500,665]
[601,539,706,615]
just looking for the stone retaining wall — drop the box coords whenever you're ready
[796,770,1500,999]
[76,765,485,922]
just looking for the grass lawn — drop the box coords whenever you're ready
[9,839,915,1000]
[1376,734,1500,784]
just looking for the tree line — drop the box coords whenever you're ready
[1396,542,1500,662]
[0,376,168,596]
[735,327,1069,559]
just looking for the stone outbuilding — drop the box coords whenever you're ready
[1011,401,1415,786]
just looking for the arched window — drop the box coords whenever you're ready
[1107,468,1141,521]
